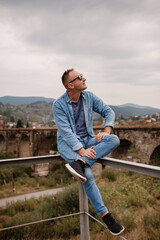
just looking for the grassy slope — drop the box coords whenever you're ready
[0,167,159,240]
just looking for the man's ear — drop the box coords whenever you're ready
[67,83,74,89]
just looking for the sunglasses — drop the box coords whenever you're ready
[68,74,83,84]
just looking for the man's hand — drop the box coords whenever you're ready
[77,146,96,159]
[96,132,110,142]
[96,126,112,142]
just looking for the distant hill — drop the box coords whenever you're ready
[0,96,160,122]
[111,103,160,118]
[119,103,150,109]
[0,96,55,105]
[0,101,54,123]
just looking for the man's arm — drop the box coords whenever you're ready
[92,93,115,128]
[53,101,83,151]
[91,93,115,142]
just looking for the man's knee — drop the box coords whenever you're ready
[104,134,120,148]
[111,134,120,148]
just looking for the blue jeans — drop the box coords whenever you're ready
[63,134,120,215]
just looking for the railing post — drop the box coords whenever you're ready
[78,182,90,240]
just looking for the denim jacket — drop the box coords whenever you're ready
[53,91,115,155]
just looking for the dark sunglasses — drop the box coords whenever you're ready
[68,74,83,84]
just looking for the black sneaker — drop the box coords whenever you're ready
[103,212,125,235]
[65,160,87,183]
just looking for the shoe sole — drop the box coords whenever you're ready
[65,164,87,183]
[110,226,125,236]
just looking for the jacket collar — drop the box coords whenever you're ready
[64,91,86,104]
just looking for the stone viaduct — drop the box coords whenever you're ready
[96,126,160,164]
[0,127,57,158]
[0,126,160,172]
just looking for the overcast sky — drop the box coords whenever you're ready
[0,0,160,108]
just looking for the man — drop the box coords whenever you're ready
[53,68,124,235]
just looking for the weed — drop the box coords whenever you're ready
[127,190,144,207]
[101,167,117,182]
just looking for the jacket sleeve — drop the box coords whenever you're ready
[92,93,115,128]
[53,101,83,151]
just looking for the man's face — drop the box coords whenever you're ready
[67,70,87,91]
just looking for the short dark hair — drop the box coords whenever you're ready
[61,68,74,86]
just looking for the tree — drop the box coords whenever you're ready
[16,119,23,128]
[10,116,15,122]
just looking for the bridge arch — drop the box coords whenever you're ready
[20,134,30,157]
[111,139,139,161]
[38,135,57,156]
[8,134,17,156]
[0,134,5,152]
[33,135,57,177]
[150,145,160,166]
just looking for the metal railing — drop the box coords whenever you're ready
[0,155,160,240]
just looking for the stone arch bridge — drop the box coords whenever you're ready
[0,127,58,176]
[95,126,160,165]
[0,126,160,166]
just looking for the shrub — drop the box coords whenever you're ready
[7,201,23,216]
[0,153,14,159]
[52,217,80,238]
[0,168,12,185]
[56,183,79,215]
[101,167,117,182]
[49,162,63,172]
[13,166,33,178]
[23,198,37,212]
[144,211,160,229]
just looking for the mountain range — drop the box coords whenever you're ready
[0,96,160,120]
[0,96,54,105]
[110,104,160,118]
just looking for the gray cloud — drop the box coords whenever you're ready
[0,0,160,107]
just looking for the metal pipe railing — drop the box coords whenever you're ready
[0,154,159,178]
[97,157,160,178]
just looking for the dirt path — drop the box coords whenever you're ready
[0,187,64,208]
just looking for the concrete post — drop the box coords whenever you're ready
[78,182,90,240]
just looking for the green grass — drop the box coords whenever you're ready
[0,162,74,199]
[0,153,15,160]
[128,144,139,158]
[0,167,159,240]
